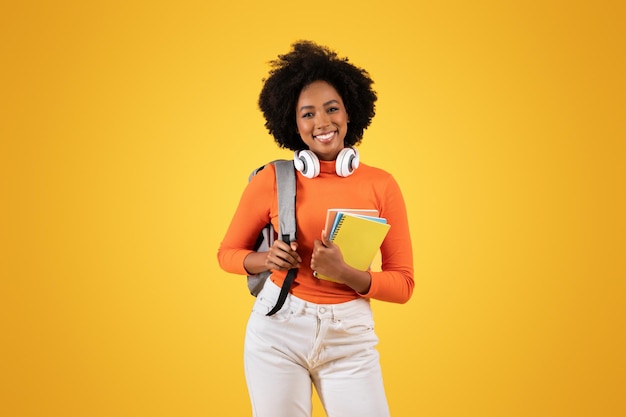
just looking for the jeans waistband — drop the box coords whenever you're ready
[259,279,371,319]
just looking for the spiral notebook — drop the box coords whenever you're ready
[323,208,379,237]
[316,211,391,283]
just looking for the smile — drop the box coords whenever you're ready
[314,131,336,142]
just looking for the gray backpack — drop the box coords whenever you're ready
[247,160,298,315]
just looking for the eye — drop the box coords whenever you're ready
[301,112,314,119]
[327,107,339,113]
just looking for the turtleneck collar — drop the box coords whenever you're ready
[319,159,337,174]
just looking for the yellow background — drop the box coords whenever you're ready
[1,1,625,416]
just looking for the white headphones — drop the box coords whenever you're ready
[293,147,360,179]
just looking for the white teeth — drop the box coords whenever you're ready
[315,132,335,140]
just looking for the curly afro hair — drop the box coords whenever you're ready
[258,40,377,151]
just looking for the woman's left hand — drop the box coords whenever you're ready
[311,231,373,294]
[310,233,346,282]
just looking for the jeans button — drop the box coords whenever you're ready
[319,307,327,314]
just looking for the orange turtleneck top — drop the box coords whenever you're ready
[217,159,414,305]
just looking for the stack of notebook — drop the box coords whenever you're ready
[316,209,391,282]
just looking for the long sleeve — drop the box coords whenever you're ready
[217,166,277,276]
[361,174,414,303]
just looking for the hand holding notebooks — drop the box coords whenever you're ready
[316,210,391,282]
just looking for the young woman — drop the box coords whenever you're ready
[218,40,414,417]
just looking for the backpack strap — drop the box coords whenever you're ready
[274,160,297,244]
[266,160,298,316]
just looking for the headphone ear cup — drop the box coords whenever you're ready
[336,147,359,177]
[293,150,320,179]
[293,151,305,172]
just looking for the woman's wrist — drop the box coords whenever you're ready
[243,251,270,275]
[337,267,372,294]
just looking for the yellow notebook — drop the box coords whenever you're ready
[316,212,391,283]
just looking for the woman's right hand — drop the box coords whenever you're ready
[265,240,302,271]
[243,240,301,274]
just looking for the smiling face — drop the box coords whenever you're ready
[295,80,349,161]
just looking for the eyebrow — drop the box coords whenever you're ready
[298,99,340,112]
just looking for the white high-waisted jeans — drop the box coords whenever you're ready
[244,279,390,417]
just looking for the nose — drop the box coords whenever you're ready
[314,112,330,129]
